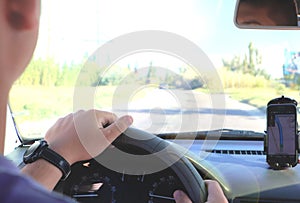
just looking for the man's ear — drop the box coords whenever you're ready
[5,0,40,30]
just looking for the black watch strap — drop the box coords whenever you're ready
[41,147,71,180]
[23,140,71,180]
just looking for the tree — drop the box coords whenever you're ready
[222,42,269,79]
[16,58,81,86]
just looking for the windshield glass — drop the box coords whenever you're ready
[9,0,300,140]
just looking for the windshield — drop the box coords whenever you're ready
[9,0,300,140]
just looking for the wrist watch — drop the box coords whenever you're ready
[23,140,71,180]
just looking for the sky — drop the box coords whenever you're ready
[34,0,300,78]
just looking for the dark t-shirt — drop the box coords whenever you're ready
[0,156,75,203]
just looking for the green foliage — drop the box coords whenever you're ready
[222,42,269,79]
[16,58,81,86]
[56,63,81,86]
[219,68,271,88]
[274,83,286,95]
[16,57,204,90]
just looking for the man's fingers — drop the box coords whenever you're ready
[92,110,118,127]
[173,190,192,203]
[205,180,228,203]
[205,180,223,196]
[102,115,133,142]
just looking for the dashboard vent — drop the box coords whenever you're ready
[206,149,265,155]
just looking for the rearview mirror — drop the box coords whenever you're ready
[235,0,300,29]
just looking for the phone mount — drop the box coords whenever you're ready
[267,95,297,106]
[265,96,299,170]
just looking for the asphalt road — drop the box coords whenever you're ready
[112,89,266,134]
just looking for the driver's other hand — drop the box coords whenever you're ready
[173,190,192,203]
[45,109,133,165]
[173,180,228,203]
[205,180,228,203]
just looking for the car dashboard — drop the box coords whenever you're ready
[55,158,186,202]
[6,138,300,203]
[176,139,300,203]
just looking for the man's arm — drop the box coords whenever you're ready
[21,159,64,190]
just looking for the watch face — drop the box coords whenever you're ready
[23,140,46,163]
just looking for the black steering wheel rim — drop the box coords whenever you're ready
[101,127,207,203]
[56,127,207,202]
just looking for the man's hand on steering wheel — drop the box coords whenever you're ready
[22,109,133,190]
[45,109,133,165]
[174,180,228,203]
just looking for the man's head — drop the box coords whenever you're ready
[0,0,41,90]
[237,0,298,26]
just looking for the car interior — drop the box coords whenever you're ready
[5,0,300,202]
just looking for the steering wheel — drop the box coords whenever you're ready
[56,127,207,202]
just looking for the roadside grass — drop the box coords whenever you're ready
[225,87,300,110]
[9,85,114,123]
[9,85,153,123]
[222,66,300,110]
[210,68,300,110]
[196,86,300,111]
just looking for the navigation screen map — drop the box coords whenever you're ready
[268,114,296,155]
